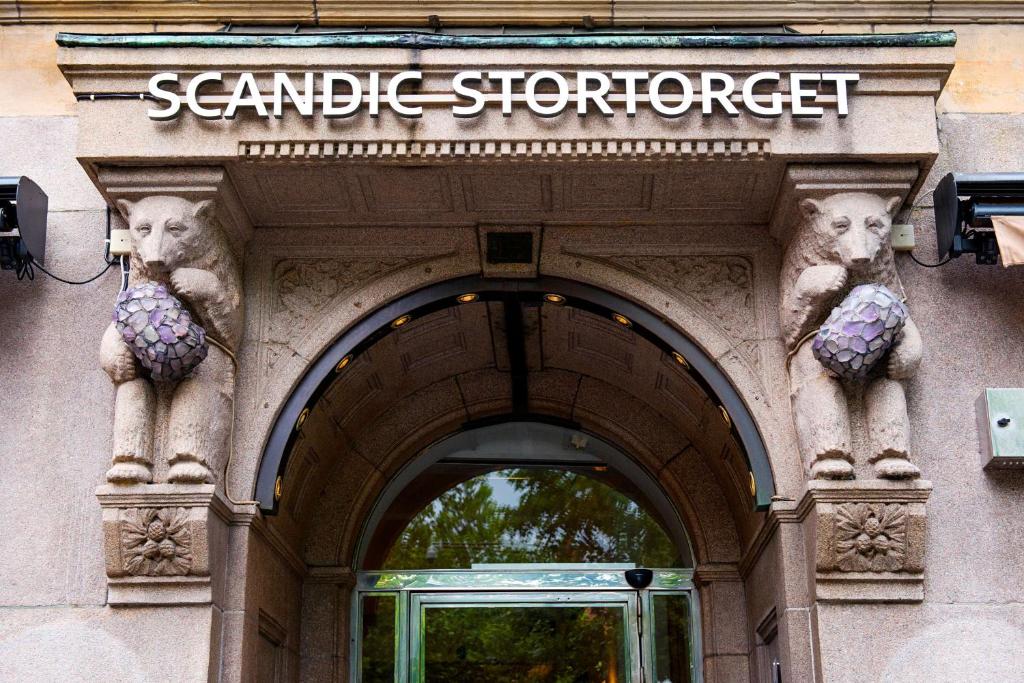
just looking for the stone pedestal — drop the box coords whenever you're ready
[97,483,242,606]
[799,480,931,603]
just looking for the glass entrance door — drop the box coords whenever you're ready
[354,568,701,683]
[414,591,637,682]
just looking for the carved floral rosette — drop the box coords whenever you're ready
[834,502,907,572]
[804,480,930,603]
[98,485,231,605]
[120,507,193,576]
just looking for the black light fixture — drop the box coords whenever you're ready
[0,176,48,276]
[934,172,1024,265]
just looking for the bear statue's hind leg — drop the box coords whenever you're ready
[789,343,854,479]
[107,378,156,483]
[866,376,921,479]
[166,347,234,484]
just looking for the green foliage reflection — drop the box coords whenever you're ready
[382,468,680,569]
[424,605,626,683]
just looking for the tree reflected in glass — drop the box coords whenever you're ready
[382,468,681,570]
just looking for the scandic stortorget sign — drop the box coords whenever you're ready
[147,70,860,120]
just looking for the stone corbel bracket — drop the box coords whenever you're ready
[98,483,250,606]
[799,480,931,603]
[97,165,252,257]
[769,163,921,248]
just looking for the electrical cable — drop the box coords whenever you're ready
[207,335,260,508]
[119,254,129,292]
[30,258,115,284]
[907,251,952,268]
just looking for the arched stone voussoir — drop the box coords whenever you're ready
[301,404,475,566]
[232,241,481,499]
[539,248,802,501]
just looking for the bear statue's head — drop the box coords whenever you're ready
[799,193,902,271]
[116,196,216,278]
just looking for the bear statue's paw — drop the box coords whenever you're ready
[167,458,213,484]
[873,456,921,480]
[105,461,154,485]
[810,457,855,480]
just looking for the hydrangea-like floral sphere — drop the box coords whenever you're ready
[812,283,908,381]
[113,282,208,382]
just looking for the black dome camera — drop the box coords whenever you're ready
[624,568,653,590]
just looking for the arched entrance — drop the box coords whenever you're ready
[254,275,777,681]
[353,421,700,682]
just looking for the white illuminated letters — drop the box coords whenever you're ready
[149,69,859,120]
[185,72,223,119]
[576,71,613,116]
[323,72,362,118]
[147,73,181,120]
[790,72,825,117]
[701,72,740,116]
[452,71,485,117]
[224,72,268,119]
[387,71,422,117]
[273,72,314,117]
[649,72,693,117]
[742,72,783,118]
[525,71,569,117]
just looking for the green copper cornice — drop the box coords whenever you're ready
[56,30,956,50]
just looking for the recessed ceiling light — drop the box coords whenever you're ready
[457,293,479,304]
[719,405,732,429]
[335,354,353,373]
[612,312,632,327]
[671,351,690,369]
[391,314,413,329]
[295,407,310,431]
[544,293,566,305]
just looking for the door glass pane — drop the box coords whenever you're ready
[423,604,627,682]
[652,593,694,683]
[378,467,682,569]
[361,594,397,683]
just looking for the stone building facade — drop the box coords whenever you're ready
[0,3,1022,682]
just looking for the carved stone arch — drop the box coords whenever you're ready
[296,390,745,570]
[230,234,480,498]
[537,243,804,500]
[255,276,778,513]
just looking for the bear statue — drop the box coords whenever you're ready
[780,192,922,480]
[99,196,243,485]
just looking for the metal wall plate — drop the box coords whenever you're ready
[977,388,1024,469]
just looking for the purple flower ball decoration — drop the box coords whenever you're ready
[812,283,908,381]
[113,282,208,382]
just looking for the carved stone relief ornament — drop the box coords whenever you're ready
[802,481,930,603]
[98,484,232,605]
[834,502,907,572]
[121,507,193,576]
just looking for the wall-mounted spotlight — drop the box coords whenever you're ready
[934,172,1024,265]
[0,176,48,277]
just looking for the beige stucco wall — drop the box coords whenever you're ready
[0,13,1022,683]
